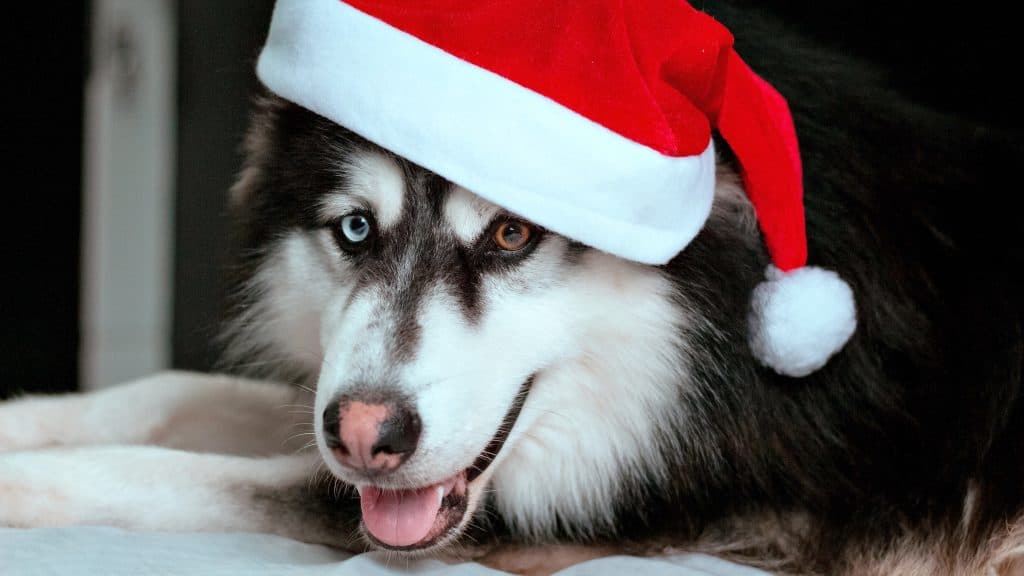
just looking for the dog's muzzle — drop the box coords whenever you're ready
[321,377,534,549]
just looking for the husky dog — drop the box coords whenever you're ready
[1,2,1022,574]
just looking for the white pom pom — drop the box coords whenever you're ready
[748,265,857,377]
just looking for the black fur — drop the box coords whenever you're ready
[224,1,1023,571]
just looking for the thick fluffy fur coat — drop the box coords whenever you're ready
[228,4,1024,571]
[1,2,1022,574]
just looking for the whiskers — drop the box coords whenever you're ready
[284,430,318,453]
[304,459,352,504]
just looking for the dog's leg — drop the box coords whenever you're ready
[0,446,363,548]
[0,371,315,456]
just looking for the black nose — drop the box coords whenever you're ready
[373,403,421,458]
[322,395,421,473]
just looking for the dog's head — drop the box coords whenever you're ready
[224,96,765,551]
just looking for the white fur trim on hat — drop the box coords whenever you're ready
[748,265,857,377]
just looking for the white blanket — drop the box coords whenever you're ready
[0,528,769,575]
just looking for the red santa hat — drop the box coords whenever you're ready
[256,0,856,377]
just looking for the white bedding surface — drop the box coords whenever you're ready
[0,528,769,576]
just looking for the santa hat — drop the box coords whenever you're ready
[256,0,856,377]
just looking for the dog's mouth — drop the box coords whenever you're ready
[357,376,534,550]
[358,470,469,549]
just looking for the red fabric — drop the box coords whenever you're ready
[343,0,732,157]
[341,0,806,270]
[718,52,807,271]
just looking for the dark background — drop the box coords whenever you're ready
[1,2,1019,398]
[174,0,276,375]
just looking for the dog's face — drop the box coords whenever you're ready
[225,98,745,551]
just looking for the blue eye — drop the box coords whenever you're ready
[332,213,375,252]
[341,214,371,243]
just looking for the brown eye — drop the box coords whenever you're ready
[493,219,533,251]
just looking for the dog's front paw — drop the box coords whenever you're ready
[0,452,71,527]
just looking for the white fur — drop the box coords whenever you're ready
[0,371,312,456]
[748,265,857,377]
[488,252,691,539]
[0,445,316,532]
[0,372,327,538]
[443,185,502,244]
[221,232,338,377]
[322,150,405,229]
[304,222,691,537]
[312,237,581,490]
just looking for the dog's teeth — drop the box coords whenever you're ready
[435,485,444,506]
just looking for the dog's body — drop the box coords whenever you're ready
[2,3,1023,574]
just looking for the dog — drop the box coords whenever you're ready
[2,2,1022,574]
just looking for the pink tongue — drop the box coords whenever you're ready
[360,485,442,547]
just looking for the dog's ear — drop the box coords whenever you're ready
[229,89,287,209]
